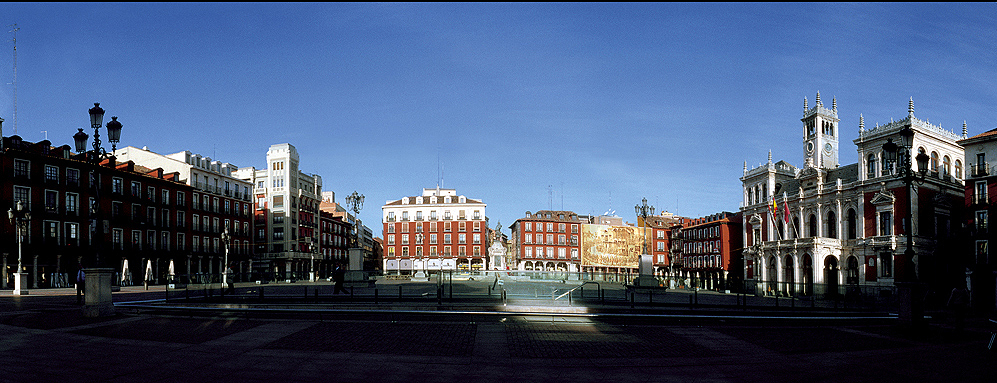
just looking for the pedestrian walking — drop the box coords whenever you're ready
[333,264,347,294]
[225,265,235,295]
[76,266,86,305]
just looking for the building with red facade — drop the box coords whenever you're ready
[509,210,583,272]
[957,126,996,312]
[2,135,199,289]
[670,212,742,290]
[382,188,487,273]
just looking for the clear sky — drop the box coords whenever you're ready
[2,3,995,235]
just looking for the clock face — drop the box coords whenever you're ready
[824,143,833,153]
[806,142,814,153]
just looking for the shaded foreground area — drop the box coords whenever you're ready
[0,284,994,383]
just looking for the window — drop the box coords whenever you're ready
[846,209,857,239]
[879,211,892,236]
[473,233,481,244]
[430,234,437,244]
[459,233,466,244]
[131,181,141,197]
[112,178,123,194]
[525,222,532,231]
[976,210,988,233]
[66,168,80,185]
[930,151,939,173]
[524,247,532,258]
[45,165,59,182]
[826,211,836,238]
[977,240,989,265]
[66,193,78,215]
[880,252,893,277]
[955,160,963,179]
[867,154,877,178]
[943,156,951,177]
[112,229,122,250]
[14,159,29,177]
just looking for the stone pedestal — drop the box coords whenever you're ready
[896,282,925,328]
[632,254,659,287]
[83,268,115,317]
[347,248,365,282]
[13,273,28,295]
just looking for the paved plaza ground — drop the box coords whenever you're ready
[0,282,994,383]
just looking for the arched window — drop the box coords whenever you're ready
[955,160,963,179]
[931,151,939,173]
[808,214,818,237]
[867,153,877,178]
[846,209,857,239]
[943,155,951,177]
[826,210,837,238]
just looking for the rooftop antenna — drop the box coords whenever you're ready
[548,185,552,210]
[40,130,46,140]
[9,24,19,135]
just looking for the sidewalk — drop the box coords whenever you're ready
[0,286,994,383]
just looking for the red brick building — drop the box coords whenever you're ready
[510,210,583,271]
[2,135,200,288]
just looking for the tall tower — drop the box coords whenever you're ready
[802,92,840,169]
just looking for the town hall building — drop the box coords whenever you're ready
[740,93,966,303]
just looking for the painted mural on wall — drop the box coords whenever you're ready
[581,224,642,268]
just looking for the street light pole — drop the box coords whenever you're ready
[8,200,30,295]
[221,227,230,286]
[633,198,656,287]
[73,103,122,269]
[344,191,364,279]
[882,126,930,326]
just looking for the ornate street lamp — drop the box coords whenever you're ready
[8,200,31,295]
[881,125,930,326]
[72,103,122,268]
[635,198,654,255]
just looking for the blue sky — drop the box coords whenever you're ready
[2,3,995,234]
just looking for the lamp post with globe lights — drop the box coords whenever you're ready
[8,201,30,295]
[881,125,930,326]
[72,103,122,269]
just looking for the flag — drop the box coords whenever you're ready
[783,200,791,224]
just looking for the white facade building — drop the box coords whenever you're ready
[233,143,323,281]
[112,146,254,279]
[741,94,966,300]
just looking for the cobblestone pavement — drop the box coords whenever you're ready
[0,286,994,383]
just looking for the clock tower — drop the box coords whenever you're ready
[802,92,839,169]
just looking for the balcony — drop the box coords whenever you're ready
[972,163,990,178]
[973,193,990,206]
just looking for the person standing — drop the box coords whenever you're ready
[224,265,235,295]
[76,267,86,305]
[333,264,347,294]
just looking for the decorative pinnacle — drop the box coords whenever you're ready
[859,114,865,131]
[908,97,914,116]
[815,92,821,106]
[803,97,808,114]
[768,150,772,163]
[963,121,968,138]
[832,97,837,110]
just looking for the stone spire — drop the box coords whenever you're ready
[908,97,914,117]
[815,92,822,107]
[803,97,808,115]
[963,121,968,138]
[768,150,772,163]
[859,114,865,132]
[832,97,837,110]
[743,161,747,175]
